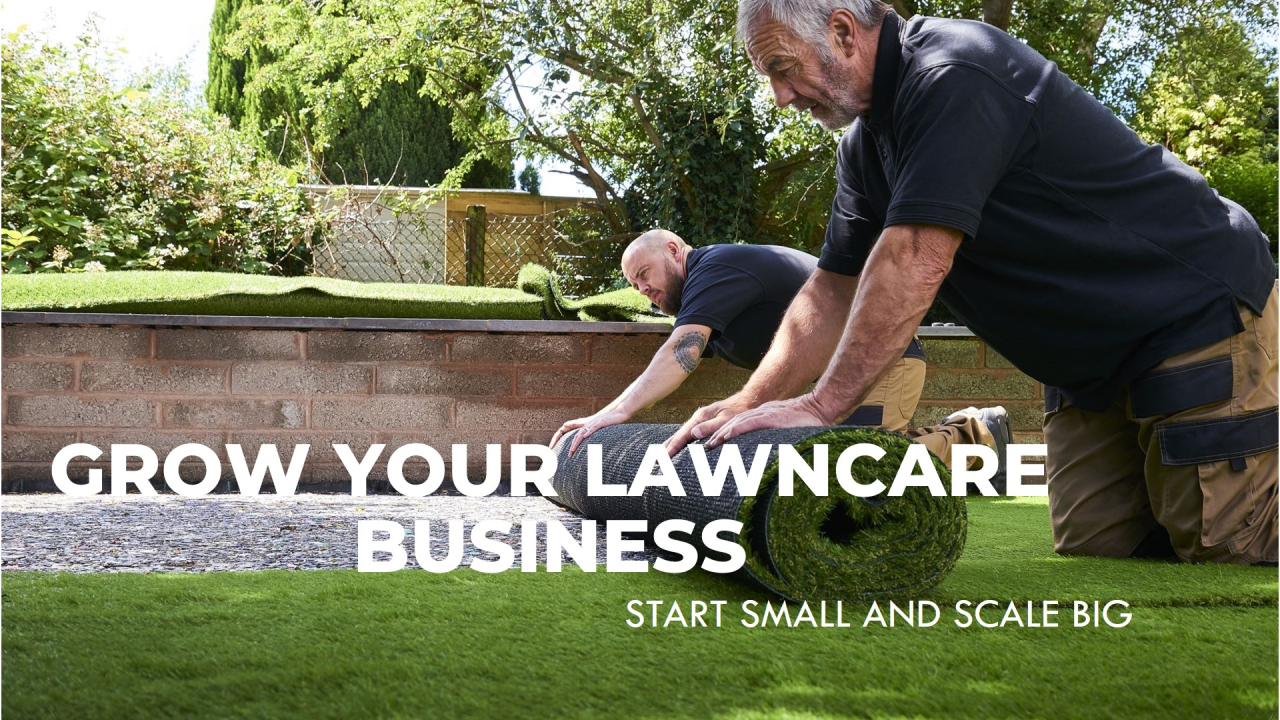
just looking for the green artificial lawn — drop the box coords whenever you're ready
[0,268,667,323]
[3,497,1276,719]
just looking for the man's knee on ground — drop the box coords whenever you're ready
[1053,526,1166,559]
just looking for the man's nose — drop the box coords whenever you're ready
[770,77,796,108]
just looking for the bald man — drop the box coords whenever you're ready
[550,229,1009,485]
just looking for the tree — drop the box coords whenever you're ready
[207,0,512,188]
[1132,11,1278,252]
[229,0,772,241]
[231,0,1275,250]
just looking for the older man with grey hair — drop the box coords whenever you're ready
[664,0,1278,565]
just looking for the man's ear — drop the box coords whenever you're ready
[829,8,858,58]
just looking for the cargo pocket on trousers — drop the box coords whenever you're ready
[1157,407,1279,546]
[1130,356,1233,418]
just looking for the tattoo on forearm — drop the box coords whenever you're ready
[673,332,706,374]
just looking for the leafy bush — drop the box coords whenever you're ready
[1206,154,1280,260]
[1,30,326,274]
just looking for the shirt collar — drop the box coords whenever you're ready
[867,10,903,130]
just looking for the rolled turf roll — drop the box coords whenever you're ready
[551,423,966,601]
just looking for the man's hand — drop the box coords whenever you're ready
[550,407,633,457]
[705,393,833,448]
[662,393,755,456]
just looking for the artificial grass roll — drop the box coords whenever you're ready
[552,424,966,602]
[516,263,666,323]
[1,268,669,323]
[1,271,543,319]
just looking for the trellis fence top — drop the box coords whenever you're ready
[301,185,622,295]
[300,185,587,218]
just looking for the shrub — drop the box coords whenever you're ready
[1,30,325,275]
[1206,153,1280,262]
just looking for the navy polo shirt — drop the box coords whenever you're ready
[673,243,925,370]
[821,11,1275,411]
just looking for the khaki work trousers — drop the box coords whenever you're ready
[847,355,994,469]
[1045,287,1279,564]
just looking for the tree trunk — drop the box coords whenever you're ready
[982,0,1013,30]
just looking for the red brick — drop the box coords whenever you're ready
[163,400,305,429]
[455,399,592,430]
[157,329,300,361]
[232,363,372,395]
[80,432,229,460]
[2,361,74,391]
[374,431,525,467]
[517,368,633,398]
[311,397,451,429]
[1,431,78,461]
[377,366,512,396]
[920,339,980,368]
[1,326,150,359]
[7,395,156,428]
[80,362,226,394]
[921,370,1037,400]
[307,331,444,362]
[985,347,1019,369]
[228,432,376,465]
[589,334,667,365]
[450,335,585,365]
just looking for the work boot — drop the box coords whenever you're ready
[946,406,1011,495]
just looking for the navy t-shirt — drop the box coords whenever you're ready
[820,11,1275,411]
[674,244,925,370]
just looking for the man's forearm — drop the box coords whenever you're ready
[738,269,859,405]
[611,327,711,417]
[810,224,962,421]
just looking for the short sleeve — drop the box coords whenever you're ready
[886,64,1035,236]
[674,262,765,336]
[818,129,884,277]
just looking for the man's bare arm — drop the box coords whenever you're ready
[808,224,962,421]
[707,224,962,445]
[663,270,858,454]
[551,324,711,454]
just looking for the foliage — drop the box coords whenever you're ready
[231,0,1276,262]
[231,0,780,244]
[1132,12,1276,162]
[1208,154,1280,258]
[1,30,325,274]
[518,163,542,195]
[1126,9,1277,253]
[207,0,512,188]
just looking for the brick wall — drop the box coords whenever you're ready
[1,322,1044,490]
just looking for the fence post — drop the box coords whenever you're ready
[465,204,486,286]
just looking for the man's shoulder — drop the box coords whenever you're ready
[902,15,1050,89]
[694,243,816,272]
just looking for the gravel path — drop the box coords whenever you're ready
[1,493,657,573]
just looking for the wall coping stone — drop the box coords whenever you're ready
[0,311,979,337]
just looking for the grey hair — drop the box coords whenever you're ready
[736,0,889,59]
